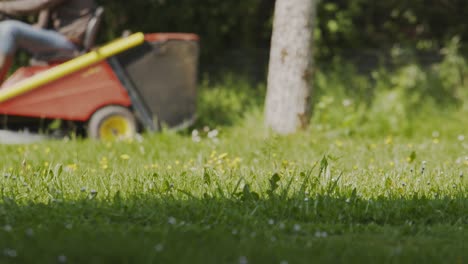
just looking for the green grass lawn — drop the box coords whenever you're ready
[0,109,467,263]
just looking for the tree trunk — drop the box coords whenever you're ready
[265,0,316,134]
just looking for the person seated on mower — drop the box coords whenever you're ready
[0,0,95,84]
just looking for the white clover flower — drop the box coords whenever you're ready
[268,219,275,225]
[293,224,301,232]
[135,133,144,143]
[25,228,34,237]
[342,99,352,107]
[239,256,248,264]
[3,248,17,257]
[3,225,12,232]
[168,217,177,225]
[154,243,164,252]
[207,129,219,139]
[58,255,67,263]
[458,135,465,141]
[315,231,328,238]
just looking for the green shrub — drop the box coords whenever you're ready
[195,75,265,128]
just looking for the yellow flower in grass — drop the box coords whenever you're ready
[335,140,343,147]
[120,154,130,160]
[210,150,217,158]
[145,163,158,170]
[229,157,242,168]
[66,163,78,171]
[385,136,393,145]
[100,156,108,170]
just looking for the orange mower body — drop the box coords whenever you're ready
[0,33,199,141]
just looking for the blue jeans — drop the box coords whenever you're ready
[0,20,77,57]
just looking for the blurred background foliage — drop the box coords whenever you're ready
[94,0,468,77]
[94,0,468,132]
[4,0,468,131]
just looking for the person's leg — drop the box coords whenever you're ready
[0,20,78,84]
[0,20,77,56]
[0,54,13,85]
[0,21,17,84]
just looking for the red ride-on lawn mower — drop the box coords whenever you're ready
[0,9,199,143]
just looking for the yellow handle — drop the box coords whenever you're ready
[0,32,145,103]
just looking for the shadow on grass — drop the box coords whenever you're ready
[0,192,466,264]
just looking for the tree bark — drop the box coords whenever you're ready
[265,0,316,134]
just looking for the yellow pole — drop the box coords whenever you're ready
[0,32,145,103]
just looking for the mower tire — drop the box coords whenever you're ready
[88,106,136,141]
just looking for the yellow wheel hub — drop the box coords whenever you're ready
[99,115,133,141]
